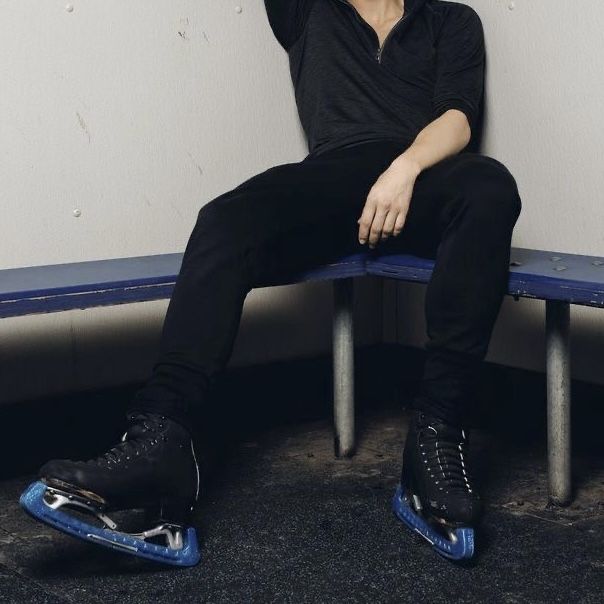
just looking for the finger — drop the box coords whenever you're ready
[357,203,376,244]
[381,209,398,240]
[368,207,388,248]
[393,211,407,236]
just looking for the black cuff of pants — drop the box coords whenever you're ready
[411,395,464,429]
[416,347,482,427]
[126,398,194,435]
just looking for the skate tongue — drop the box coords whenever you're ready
[126,412,161,440]
[420,414,466,443]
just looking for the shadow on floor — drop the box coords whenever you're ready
[0,344,602,603]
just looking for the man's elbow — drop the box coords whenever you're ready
[445,108,472,147]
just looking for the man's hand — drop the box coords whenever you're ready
[357,108,472,249]
[357,156,421,249]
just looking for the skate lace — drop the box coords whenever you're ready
[95,414,165,466]
[420,426,474,494]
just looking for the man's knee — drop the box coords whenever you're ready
[194,192,257,247]
[197,194,236,230]
[457,154,522,219]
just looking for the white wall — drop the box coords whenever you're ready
[1,1,602,405]
[0,1,383,404]
[388,0,604,385]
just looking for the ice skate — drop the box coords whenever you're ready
[19,412,201,567]
[392,410,482,561]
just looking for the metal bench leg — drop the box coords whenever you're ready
[333,278,355,458]
[545,300,572,505]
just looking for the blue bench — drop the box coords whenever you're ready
[2,247,603,505]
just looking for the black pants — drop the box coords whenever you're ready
[128,140,522,431]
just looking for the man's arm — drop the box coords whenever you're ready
[430,4,486,142]
[358,5,485,248]
[392,108,471,176]
[390,4,486,173]
[264,0,316,52]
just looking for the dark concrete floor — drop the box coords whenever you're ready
[0,345,602,603]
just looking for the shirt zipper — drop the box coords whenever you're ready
[376,12,407,63]
[336,0,408,64]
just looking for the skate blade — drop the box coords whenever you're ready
[391,484,474,560]
[19,481,201,567]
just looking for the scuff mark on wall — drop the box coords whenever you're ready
[178,16,190,40]
[75,112,91,143]
[186,151,203,177]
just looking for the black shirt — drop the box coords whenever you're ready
[263,0,485,157]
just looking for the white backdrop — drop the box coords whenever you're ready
[1,1,602,404]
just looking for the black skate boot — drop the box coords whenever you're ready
[19,412,201,566]
[392,410,482,561]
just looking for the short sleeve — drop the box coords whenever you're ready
[264,0,316,52]
[432,5,485,134]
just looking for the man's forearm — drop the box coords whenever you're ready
[356,109,471,247]
[390,109,472,177]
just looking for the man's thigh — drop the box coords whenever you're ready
[216,139,408,235]
[375,151,517,258]
[199,140,408,283]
